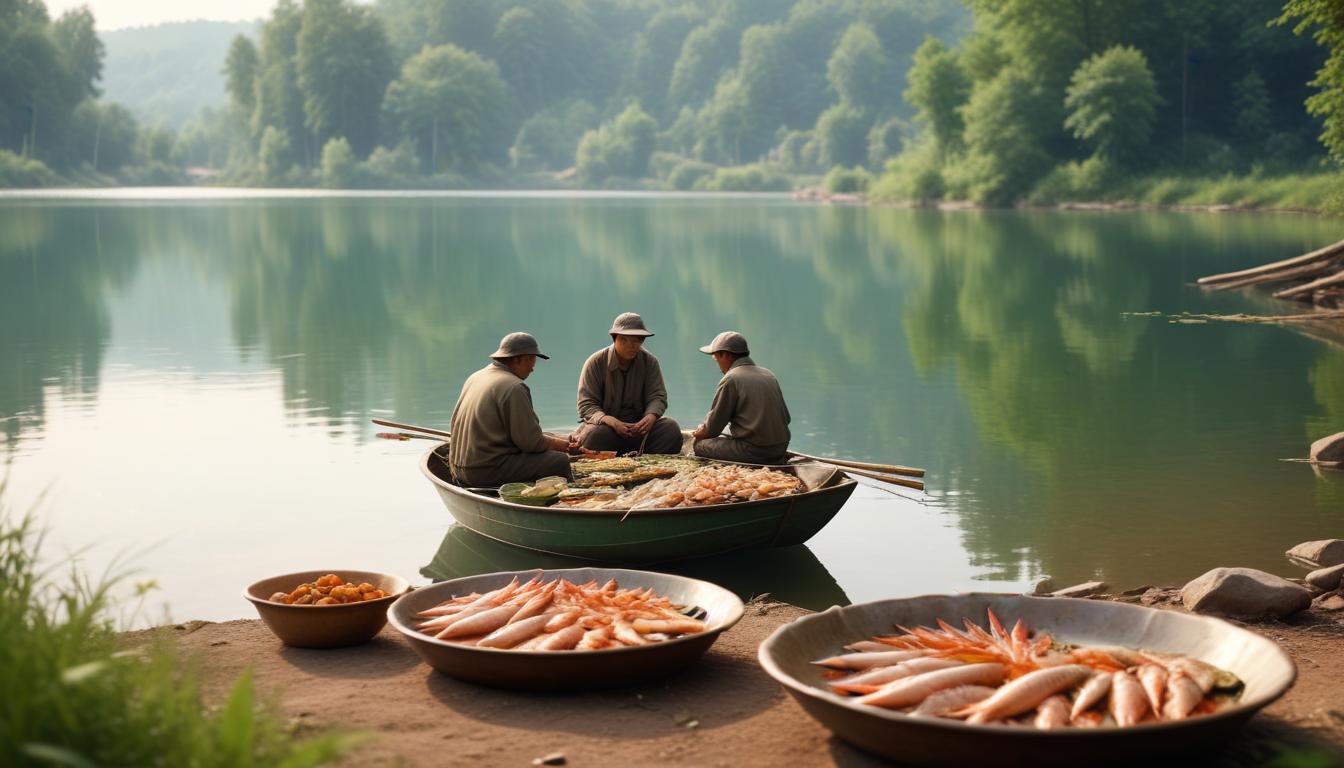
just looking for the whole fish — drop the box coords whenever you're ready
[813,649,932,670]
[1070,672,1112,720]
[538,623,586,651]
[910,685,996,717]
[829,658,963,694]
[1109,670,1149,726]
[855,663,1006,709]
[477,612,554,649]
[1162,673,1205,720]
[1033,696,1072,730]
[1137,664,1168,714]
[435,604,521,640]
[963,665,1091,724]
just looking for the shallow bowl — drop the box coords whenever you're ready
[387,567,744,689]
[758,593,1296,767]
[244,569,411,649]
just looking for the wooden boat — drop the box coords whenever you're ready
[419,445,858,564]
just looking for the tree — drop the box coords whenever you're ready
[573,102,656,183]
[52,7,102,100]
[382,44,511,173]
[223,35,259,115]
[700,75,752,164]
[297,0,394,156]
[252,0,307,163]
[1278,0,1344,161]
[1063,45,1160,163]
[904,37,969,158]
[962,67,1054,204]
[628,7,703,118]
[816,103,868,168]
[320,136,354,187]
[258,124,293,182]
[668,20,737,112]
[493,8,546,115]
[1234,69,1272,148]
[827,23,887,113]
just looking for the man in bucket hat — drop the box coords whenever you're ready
[691,331,791,464]
[448,332,576,487]
[573,312,683,455]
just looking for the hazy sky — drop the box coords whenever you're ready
[46,0,278,30]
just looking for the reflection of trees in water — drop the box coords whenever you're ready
[0,207,138,449]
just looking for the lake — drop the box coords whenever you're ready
[2,190,1341,623]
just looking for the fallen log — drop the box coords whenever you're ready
[1205,257,1341,291]
[1273,268,1344,300]
[1197,238,1344,285]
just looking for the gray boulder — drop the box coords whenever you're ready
[1031,576,1055,596]
[1181,567,1312,619]
[1310,432,1344,464]
[1286,539,1344,569]
[1051,581,1109,598]
[1306,563,1344,591]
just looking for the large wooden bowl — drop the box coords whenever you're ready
[243,570,411,649]
[758,594,1296,767]
[387,567,744,689]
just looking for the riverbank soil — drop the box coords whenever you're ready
[161,599,1344,767]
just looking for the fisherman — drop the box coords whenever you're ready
[448,332,576,487]
[691,331,791,464]
[574,312,683,455]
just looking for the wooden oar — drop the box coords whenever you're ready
[371,418,450,440]
[830,465,924,492]
[790,450,925,478]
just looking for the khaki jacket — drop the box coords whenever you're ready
[702,357,790,450]
[576,346,668,425]
[449,362,548,474]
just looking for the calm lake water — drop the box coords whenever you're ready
[2,190,1342,623]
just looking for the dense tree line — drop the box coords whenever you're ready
[879,0,1338,205]
[0,0,186,184]
[209,0,966,188]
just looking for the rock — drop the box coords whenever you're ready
[1313,592,1344,612]
[1119,585,1155,597]
[1306,563,1344,591]
[532,753,566,766]
[1051,581,1108,599]
[1286,539,1344,569]
[1181,567,1313,619]
[1031,576,1055,596]
[1310,432,1344,464]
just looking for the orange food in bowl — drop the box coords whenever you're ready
[268,574,388,605]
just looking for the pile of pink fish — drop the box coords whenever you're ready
[817,609,1241,728]
[414,575,706,651]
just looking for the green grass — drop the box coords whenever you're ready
[0,505,358,767]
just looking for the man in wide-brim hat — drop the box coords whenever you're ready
[573,312,683,455]
[448,332,576,486]
[690,331,791,464]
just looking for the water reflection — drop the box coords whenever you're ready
[1,196,1342,612]
[422,525,851,611]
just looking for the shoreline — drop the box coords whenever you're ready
[148,596,1344,767]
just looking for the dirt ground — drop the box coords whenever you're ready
[164,599,1344,767]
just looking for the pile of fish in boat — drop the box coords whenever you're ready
[816,609,1242,728]
[413,575,707,651]
[557,458,802,509]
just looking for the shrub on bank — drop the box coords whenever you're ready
[0,150,60,187]
[694,163,791,192]
[0,509,355,766]
[823,166,872,194]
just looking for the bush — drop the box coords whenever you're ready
[119,161,188,186]
[823,165,872,194]
[0,150,60,187]
[695,163,791,192]
[320,137,356,189]
[0,508,356,766]
[667,159,716,190]
[1027,156,1115,204]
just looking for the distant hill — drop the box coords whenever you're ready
[101,20,258,129]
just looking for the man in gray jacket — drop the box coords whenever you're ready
[691,331,791,464]
[449,332,575,487]
[574,312,683,455]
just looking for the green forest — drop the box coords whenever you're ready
[3,0,1344,207]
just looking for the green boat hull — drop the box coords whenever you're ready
[420,447,858,564]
